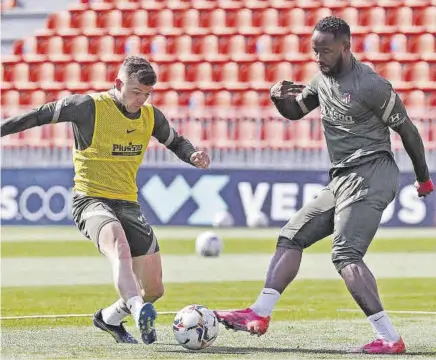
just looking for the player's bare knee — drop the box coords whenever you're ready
[142,283,164,302]
[331,251,363,273]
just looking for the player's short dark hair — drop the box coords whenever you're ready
[314,16,351,40]
[122,56,157,86]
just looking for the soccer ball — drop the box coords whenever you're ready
[212,210,235,227]
[173,304,219,350]
[195,231,223,257]
[246,211,269,228]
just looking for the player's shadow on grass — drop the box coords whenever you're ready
[157,345,436,356]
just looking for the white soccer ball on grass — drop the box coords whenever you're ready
[173,304,219,350]
[195,231,223,257]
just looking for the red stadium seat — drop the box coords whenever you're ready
[103,9,123,30]
[390,33,408,54]
[188,90,206,109]
[255,34,273,56]
[259,8,282,33]
[2,90,20,108]
[35,62,55,83]
[340,7,359,27]
[12,63,29,83]
[237,118,259,148]
[266,61,294,82]
[300,62,319,83]
[193,62,215,88]
[421,6,436,31]
[29,90,47,107]
[409,61,431,83]
[79,10,97,32]
[378,61,404,83]
[281,8,306,30]
[45,11,70,33]
[405,89,427,110]
[63,62,82,83]
[263,119,291,149]
[307,8,333,26]
[210,90,232,107]
[415,33,435,55]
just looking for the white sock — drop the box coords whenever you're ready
[101,299,130,326]
[250,288,281,317]
[368,310,400,342]
[126,296,144,327]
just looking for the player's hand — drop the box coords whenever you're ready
[414,178,434,197]
[190,150,210,169]
[270,80,305,100]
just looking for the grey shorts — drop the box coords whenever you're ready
[278,154,399,271]
[72,193,159,257]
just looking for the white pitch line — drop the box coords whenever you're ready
[337,309,436,315]
[0,309,290,321]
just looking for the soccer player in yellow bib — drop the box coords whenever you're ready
[1,56,210,344]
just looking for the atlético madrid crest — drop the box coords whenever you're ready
[341,92,352,104]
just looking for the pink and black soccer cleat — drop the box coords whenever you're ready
[353,337,406,354]
[214,308,270,336]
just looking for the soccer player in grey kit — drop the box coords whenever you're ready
[215,17,434,354]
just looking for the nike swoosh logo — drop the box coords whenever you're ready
[126,129,137,134]
[262,292,276,295]
[373,316,384,321]
[380,99,387,109]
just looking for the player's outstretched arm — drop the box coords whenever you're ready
[152,106,210,169]
[394,119,434,197]
[0,94,91,137]
[362,75,434,197]
[270,79,319,120]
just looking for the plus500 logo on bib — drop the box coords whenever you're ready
[1,185,73,223]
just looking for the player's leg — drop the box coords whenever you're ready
[331,155,405,354]
[132,251,164,304]
[101,202,161,344]
[215,187,335,335]
[72,196,139,344]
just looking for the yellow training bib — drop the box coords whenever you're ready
[73,92,154,201]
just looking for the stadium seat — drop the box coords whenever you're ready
[421,6,436,31]
[188,90,206,109]
[123,35,142,55]
[237,118,260,148]
[263,119,290,149]
[415,33,435,55]
[340,7,359,27]
[281,7,306,30]
[29,90,47,108]
[102,9,123,30]
[255,34,273,56]
[12,63,29,83]
[47,11,71,33]
[193,62,215,88]
[300,62,319,83]
[308,8,333,26]
[247,62,269,88]
[210,90,232,107]
[266,61,294,82]
[259,8,282,33]
[35,62,56,83]
[63,62,82,83]
[2,90,20,109]
[409,61,432,85]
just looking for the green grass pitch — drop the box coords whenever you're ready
[1,226,436,359]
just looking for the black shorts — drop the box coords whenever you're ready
[72,193,159,257]
[278,154,399,271]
